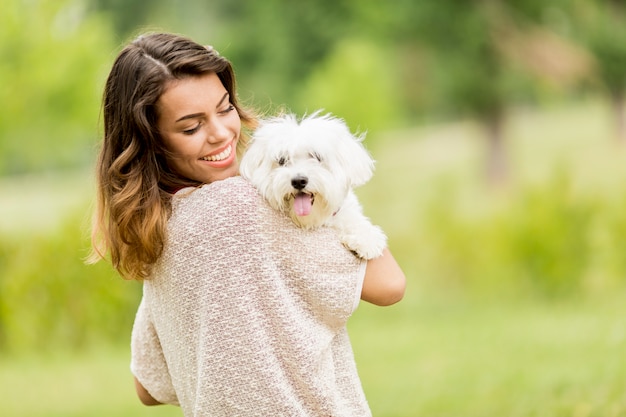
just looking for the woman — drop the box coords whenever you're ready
[91,32,405,416]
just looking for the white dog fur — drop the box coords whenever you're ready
[239,112,387,259]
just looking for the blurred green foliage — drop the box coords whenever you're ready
[578,0,626,96]
[295,38,403,132]
[1,0,625,174]
[0,0,114,175]
[0,215,141,354]
[418,175,600,299]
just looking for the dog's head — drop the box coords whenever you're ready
[239,112,374,228]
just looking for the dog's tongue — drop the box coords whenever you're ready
[294,192,312,216]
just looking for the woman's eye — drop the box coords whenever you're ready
[220,104,236,115]
[183,123,201,135]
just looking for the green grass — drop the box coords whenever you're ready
[2,297,625,416]
[350,296,626,416]
[0,348,182,417]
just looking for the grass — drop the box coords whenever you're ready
[0,348,182,417]
[2,98,626,416]
[350,296,626,416]
[2,297,625,416]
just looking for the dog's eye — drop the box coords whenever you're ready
[277,156,287,166]
[310,152,322,162]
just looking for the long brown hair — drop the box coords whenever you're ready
[89,32,256,280]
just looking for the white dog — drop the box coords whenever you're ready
[239,112,387,259]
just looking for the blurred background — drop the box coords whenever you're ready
[1,0,626,415]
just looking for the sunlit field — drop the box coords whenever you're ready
[2,99,626,416]
[1,298,625,417]
[0,349,183,417]
[351,297,626,416]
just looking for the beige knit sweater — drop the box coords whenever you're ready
[131,176,371,416]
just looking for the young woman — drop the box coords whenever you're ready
[91,32,405,416]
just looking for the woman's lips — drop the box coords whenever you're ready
[199,140,237,168]
[200,143,233,162]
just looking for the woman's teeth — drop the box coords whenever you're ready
[201,145,232,162]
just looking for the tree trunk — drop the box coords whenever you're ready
[485,113,508,185]
[613,90,626,144]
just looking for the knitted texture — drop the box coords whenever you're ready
[131,176,370,416]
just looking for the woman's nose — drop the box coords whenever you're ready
[205,120,230,143]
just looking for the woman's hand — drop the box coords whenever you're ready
[134,377,162,406]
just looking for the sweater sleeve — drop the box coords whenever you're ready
[130,294,179,405]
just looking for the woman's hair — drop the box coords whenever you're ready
[89,32,257,280]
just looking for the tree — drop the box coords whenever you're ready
[0,0,115,175]
[397,0,589,183]
[208,0,354,110]
[577,0,626,143]
[87,0,153,37]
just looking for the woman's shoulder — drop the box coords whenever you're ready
[170,176,268,232]
[173,176,258,209]
[175,175,255,197]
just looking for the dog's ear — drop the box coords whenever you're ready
[240,116,292,181]
[338,133,375,187]
[328,120,374,187]
[239,136,267,181]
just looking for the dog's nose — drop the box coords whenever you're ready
[291,175,308,190]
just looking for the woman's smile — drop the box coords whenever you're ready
[199,140,237,167]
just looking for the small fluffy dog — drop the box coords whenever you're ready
[239,112,387,259]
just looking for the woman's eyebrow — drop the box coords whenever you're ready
[176,112,204,123]
[175,93,230,123]
[216,92,229,108]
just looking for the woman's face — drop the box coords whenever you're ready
[156,72,241,185]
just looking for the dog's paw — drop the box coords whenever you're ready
[341,224,387,260]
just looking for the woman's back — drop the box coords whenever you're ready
[132,176,371,416]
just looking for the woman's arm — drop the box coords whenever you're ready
[361,248,406,306]
[130,295,178,406]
